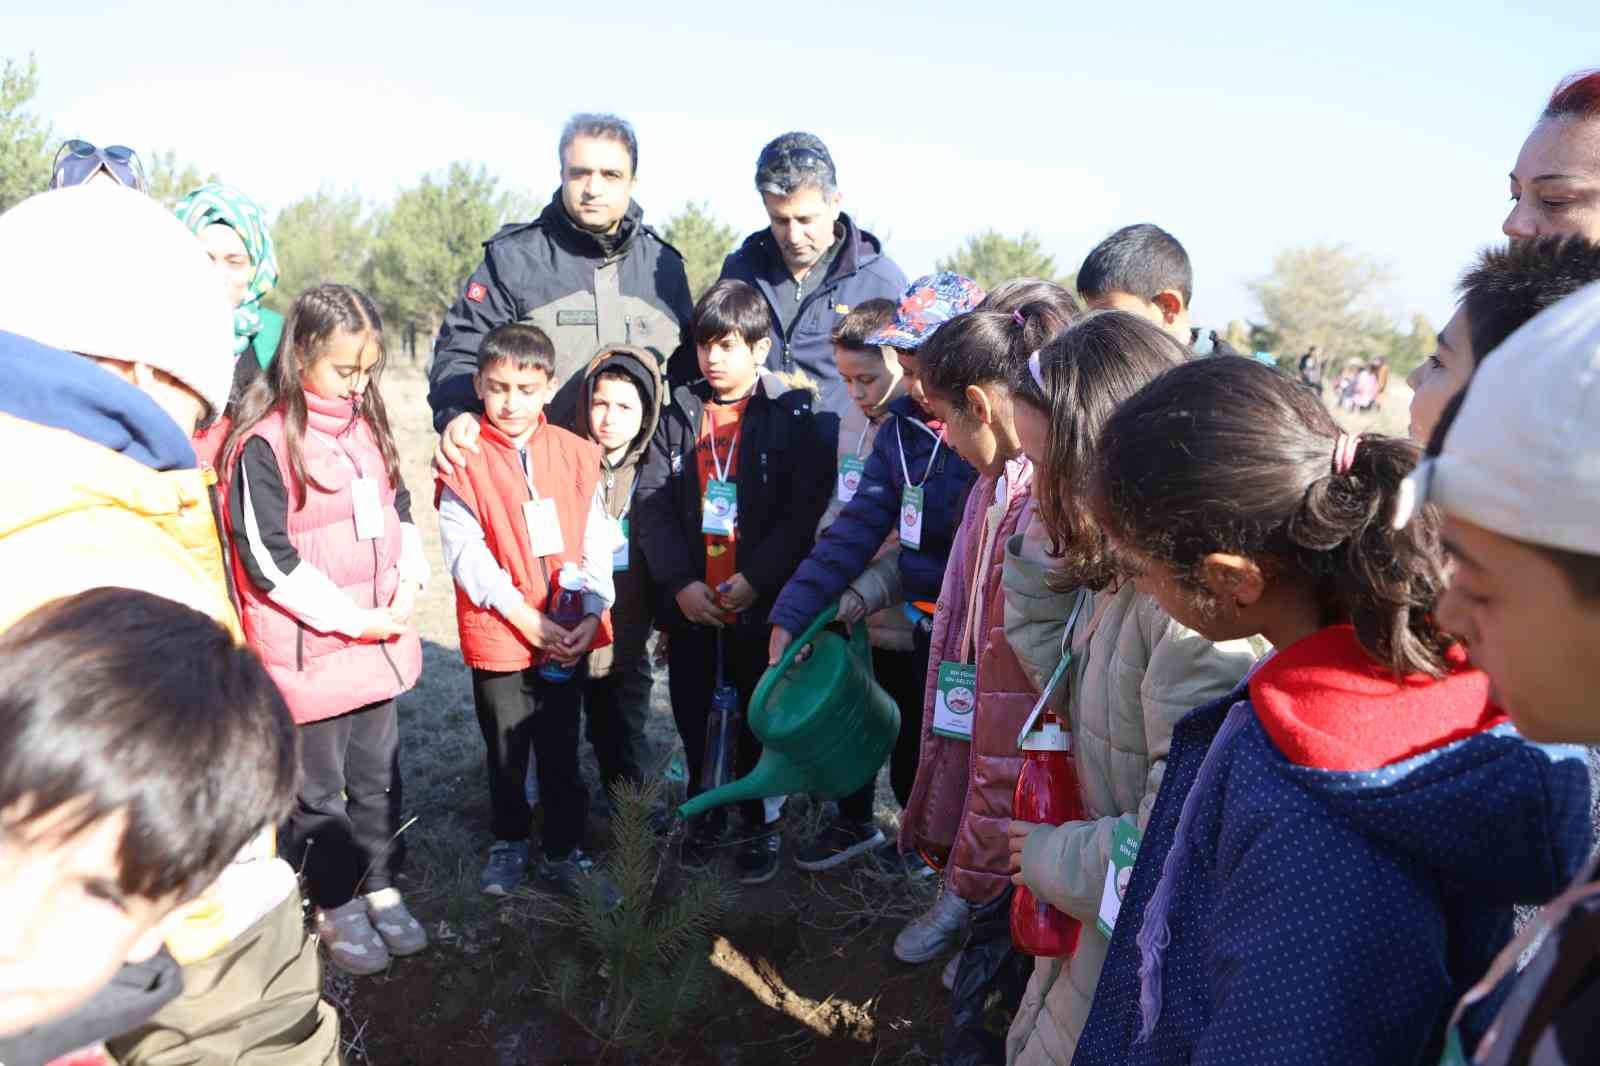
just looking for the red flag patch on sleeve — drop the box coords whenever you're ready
[466,282,488,304]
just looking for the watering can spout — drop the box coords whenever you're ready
[676,754,806,820]
[671,602,899,823]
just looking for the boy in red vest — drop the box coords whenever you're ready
[436,323,619,903]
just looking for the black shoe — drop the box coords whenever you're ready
[794,817,886,872]
[736,824,782,885]
[869,840,936,880]
[535,848,621,913]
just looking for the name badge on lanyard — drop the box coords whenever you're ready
[896,417,942,552]
[837,425,869,503]
[932,661,977,739]
[702,423,740,536]
[612,516,630,572]
[351,477,384,542]
[523,497,565,558]
[1097,820,1142,937]
[900,484,925,549]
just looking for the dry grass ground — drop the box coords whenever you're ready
[330,365,944,1066]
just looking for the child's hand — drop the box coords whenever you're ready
[768,625,793,665]
[507,602,571,651]
[388,579,420,625]
[715,573,757,613]
[553,615,601,665]
[675,582,724,627]
[1007,820,1040,886]
[359,609,406,642]
[836,588,868,624]
[432,414,481,475]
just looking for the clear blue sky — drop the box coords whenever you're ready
[13,1,1597,331]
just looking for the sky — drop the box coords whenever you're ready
[12,1,1597,331]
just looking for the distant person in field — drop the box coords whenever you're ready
[1299,345,1322,389]
[716,132,908,406]
[1074,223,1238,355]
[430,113,694,463]
[1504,69,1600,242]
[1409,236,1600,443]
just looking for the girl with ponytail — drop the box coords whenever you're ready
[1071,358,1592,1066]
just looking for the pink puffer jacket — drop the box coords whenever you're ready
[230,400,422,724]
[899,456,1036,905]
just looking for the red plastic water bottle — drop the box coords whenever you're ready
[537,563,586,683]
[1010,710,1086,957]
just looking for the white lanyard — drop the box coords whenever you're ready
[518,448,542,500]
[853,424,871,459]
[896,417,943,490]
[707,415,739,484]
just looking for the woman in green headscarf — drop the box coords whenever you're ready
[174,183,282,375]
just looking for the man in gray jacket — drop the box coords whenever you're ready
[430,114,693,465]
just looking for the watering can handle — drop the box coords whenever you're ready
[752,602,867,721]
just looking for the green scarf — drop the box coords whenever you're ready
[174,184,279,358]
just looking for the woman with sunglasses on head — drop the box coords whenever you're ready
[174,184,283,464]
[50,139,148,193]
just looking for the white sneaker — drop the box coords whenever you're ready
[893,886,971,964]
[366,887,428,956]
[316,899,391,975]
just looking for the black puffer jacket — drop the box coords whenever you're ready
[429,194,694,432]
[634,371,837,635]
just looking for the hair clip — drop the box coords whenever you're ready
[1012,309,1027,328]
[1027,350,1046,392]
[1332,433,1360,476]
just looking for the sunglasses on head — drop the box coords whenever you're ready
[762,146,834,176]
[50,140,148,194]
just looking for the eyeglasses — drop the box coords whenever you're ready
[50,140,148,193]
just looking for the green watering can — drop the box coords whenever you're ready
[677,603,900,819]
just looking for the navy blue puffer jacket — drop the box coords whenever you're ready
[769,395,975,637]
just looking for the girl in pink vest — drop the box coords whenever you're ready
[895,284,1078,1057]
[221,284,429,977]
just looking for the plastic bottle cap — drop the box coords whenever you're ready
[1021,719,1071,752]
[558,562,585,591]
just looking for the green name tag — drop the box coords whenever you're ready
[555,309,599,326]
[837,455,865,503]
[1097,819,1142,937]
[933,660,977,739]
[900,484,925,550]
[702,479,738,536]
[1437,1027,1469,1066]
[613,517,629,572]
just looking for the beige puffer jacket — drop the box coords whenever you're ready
[1000,518,1256,1066]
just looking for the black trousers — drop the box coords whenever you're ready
[283,699,403,909]
[667,626,772,828]
[839,623,932,822]
[584,649,656,795]
[472,662,588,860]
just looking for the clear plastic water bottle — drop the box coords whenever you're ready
[700,632,742,792]
[1010,710,1087,957]
[538,563,586,684]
